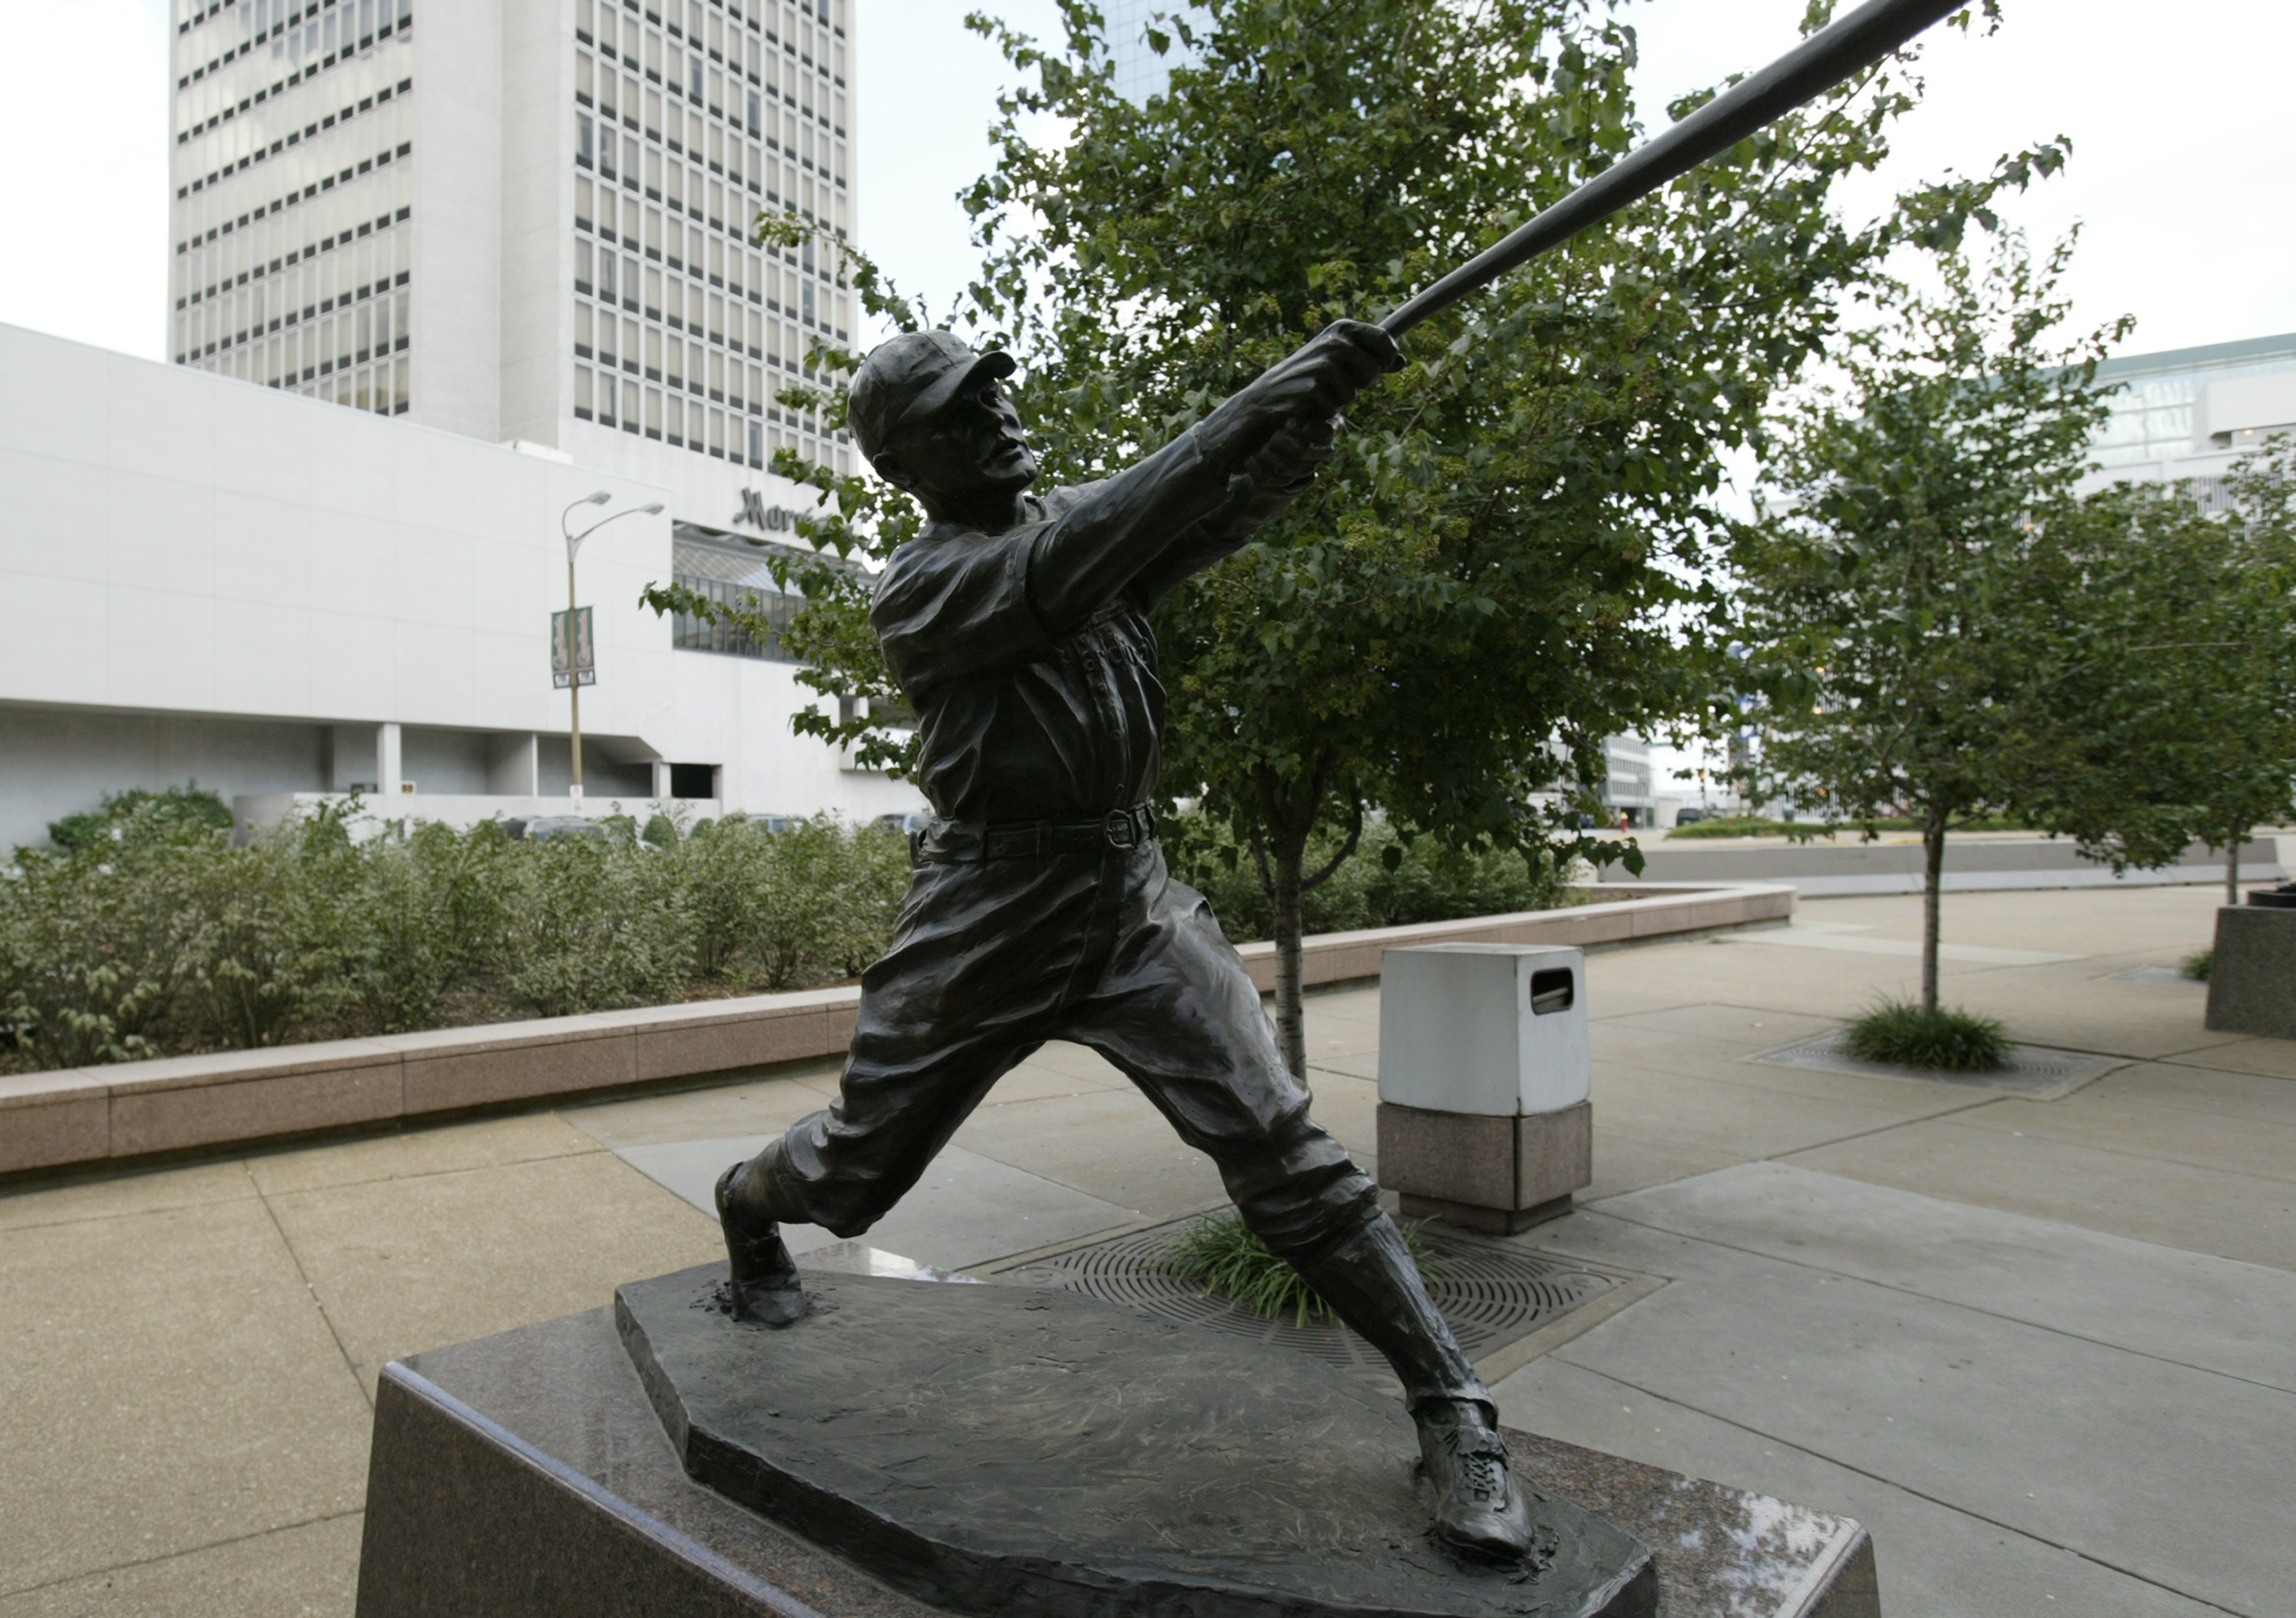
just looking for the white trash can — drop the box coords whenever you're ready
[1375,944,1593,1233]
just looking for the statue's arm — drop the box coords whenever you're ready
[1027,323,1396,634]
[1122,421,1333,610]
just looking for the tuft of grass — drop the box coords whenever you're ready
[1157,1212,1437,1327]
[1842,1000,2011,1072]
[2181,949,2212,982]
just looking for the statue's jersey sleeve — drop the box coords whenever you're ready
[870,527,1054,695]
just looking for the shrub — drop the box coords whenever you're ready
[2181,948,2212,982]
[1841,1000,2011,1071]
[498,832,699,1017]
[0,802,207,1067]
[1163,812,1572,944]
[2,789,1606,1074]
[46,784,233,852]
[1158,1210,1437,1327]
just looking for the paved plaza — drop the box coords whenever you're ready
[1,884,2288,1616]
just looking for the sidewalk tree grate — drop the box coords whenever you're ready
[1747,1030,2122,1096]
[2109,965,2201,985]
[998,1222,1619,1382]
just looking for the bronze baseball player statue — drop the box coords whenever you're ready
[712,318,1535,1560]
[710,0,1977,1575]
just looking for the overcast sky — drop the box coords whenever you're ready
[5,1,2288,366]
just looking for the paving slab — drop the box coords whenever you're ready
[263,1150,723,1397]
[1514,1209,2294,1616]
[614,1134,1141,1272]
[560,1068,845,1150]
[0,1157,257,1236]
[246,1111,604,1196]
[0,1514,362,1617]
[2161,1037,2296,1081]
[1495,1356,2222,1618]
[1948,1086,2296,1185]
[2085,1060,2296,1128]
[1719,924,2088,967]
[0,1197,371,1593]
[1781,1113,2296,1272]
[1592,1163,2296,1392]
[1586,1059,1947,1160]
[948,1084,1232,1220]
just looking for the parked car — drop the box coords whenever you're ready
[1675,808,1706,826]
[505,816,608,842]
[875,810,934,835]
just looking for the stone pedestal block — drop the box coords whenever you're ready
[356,1280,1879,1618]
[1378,1099,1593,1234]
[2205,905,2296,1039]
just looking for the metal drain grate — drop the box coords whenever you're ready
[2109,965,2201,985]
[1750,1030,2119,1095]
[1000,1223,1618,1382]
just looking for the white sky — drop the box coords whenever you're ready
[8,1,2288,366]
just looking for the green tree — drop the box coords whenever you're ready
[668,0,2054,1079]
[1729,232,2129,1011]
[2013,453,2296,905]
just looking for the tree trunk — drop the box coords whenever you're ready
[1921,802,1948,1015]
[1270,835,1308,1087]
[2226,821,2244,910]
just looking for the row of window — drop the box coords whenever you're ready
[180,0,393,84]
[581,45,839,160]
[179,79,408,203]
[180,206,407,313]
[181,279,408,368]
[577,181,842,329]
[577,366,839,472]
[581,12,843,133]
[280,354,411,417]
[176,2,409,151]
[667,572,802,663]
[576,298,815,420]
[178,138,409,267]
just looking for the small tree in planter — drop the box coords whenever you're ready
[1729,232,2127,1057]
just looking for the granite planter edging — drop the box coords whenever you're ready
[0,882,1789,1179]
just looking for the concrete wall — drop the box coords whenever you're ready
[1599,835,2288,897]
[0,322,921,849]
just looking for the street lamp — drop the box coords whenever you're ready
[558,491,665,807]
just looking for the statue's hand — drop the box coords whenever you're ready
[1198,320,1400,465]
[1247,415,1338,491]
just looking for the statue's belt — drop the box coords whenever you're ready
[915,803,1158,864]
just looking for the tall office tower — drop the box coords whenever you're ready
[166,0,857,524]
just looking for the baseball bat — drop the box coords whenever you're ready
[1379,0,1972,337]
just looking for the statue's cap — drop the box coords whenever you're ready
[849,331,1017,465]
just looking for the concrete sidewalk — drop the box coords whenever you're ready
[1,883,2288,1615]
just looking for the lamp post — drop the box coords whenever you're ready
[559,491,665,808]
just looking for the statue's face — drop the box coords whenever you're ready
[877,372,1037,515]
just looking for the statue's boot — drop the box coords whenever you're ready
[714,1160,806,1326]
[1292,1216,1533,1560]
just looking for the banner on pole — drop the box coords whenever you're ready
[551,607,596,689]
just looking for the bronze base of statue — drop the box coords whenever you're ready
[614,1262,1656,1618]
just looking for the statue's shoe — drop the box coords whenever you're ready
[1417,1400,1534,1561]
[714,1163,806,1327]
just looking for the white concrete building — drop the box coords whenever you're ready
[2077,332,2296,502]
[0,322,922,852]
[165,0,858,528]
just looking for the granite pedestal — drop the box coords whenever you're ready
[356,1269,1877,1618]
[2205,903,2296,1039]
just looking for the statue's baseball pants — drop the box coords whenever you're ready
[726,831,1487,1411]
